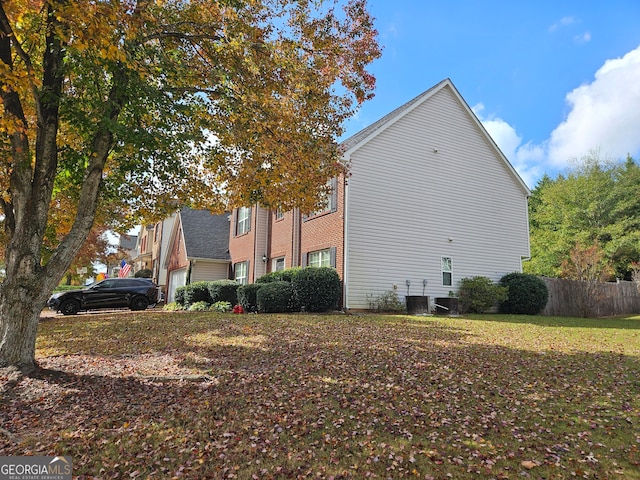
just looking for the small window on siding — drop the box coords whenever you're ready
[235,207,251,236]
[234,261,249,285]
[441,257,452,286]
[275,208,284,220]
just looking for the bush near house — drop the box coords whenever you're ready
[458,276,508,314]
[182,281,213,306]
[499,272,549,315]
[174,286,186,306]
[134,269,152,278]
[255,268,300,284]
[256,281,297,313]
[237,283,263,312]
[292,267,341,312]
[208,280,240,305]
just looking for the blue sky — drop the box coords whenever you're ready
[340,0,640,189]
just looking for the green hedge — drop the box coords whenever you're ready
[174,286,187,305]
[208,279,239,305]
[256,281,297,313]
[499,273,548,315]
[237,283,263,312]
[292,267,341,312]
[255,268,301,284]
[458,276,508,314]
[181,281,212,306]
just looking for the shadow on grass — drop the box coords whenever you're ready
[465,312,640,329]
[4,315,640,479]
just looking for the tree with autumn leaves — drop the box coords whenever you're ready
[0,0,380,370]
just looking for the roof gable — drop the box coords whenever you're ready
[179,208,230,261]
[340,78,530,195]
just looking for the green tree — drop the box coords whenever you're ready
[0,0,380,371]
[525,153,640,279]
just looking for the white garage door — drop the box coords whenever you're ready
[168,268,187,303]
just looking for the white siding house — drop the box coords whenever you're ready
[342,79,530,309]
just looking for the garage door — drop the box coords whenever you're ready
[168,268,187,303]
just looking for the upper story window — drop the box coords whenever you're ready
[305,178,338,220]
[235,207,251,236]
[275,208,284,221]
[441,256,453,286]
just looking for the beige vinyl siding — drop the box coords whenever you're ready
[192,261,229,283]
[345,84,530,309]
[253,206,269,280]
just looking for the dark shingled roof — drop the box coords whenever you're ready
[180,208,230,261]
[118,234,137,251]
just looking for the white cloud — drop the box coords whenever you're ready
[549,16,577,32]
[548,44,640,166]
[475,44,640,187]
[474,104,544,189]
[574,31,591,43]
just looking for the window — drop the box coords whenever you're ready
[308,249,332,268]
[272,257,285,271]
[235,207,251,235]
[275,208,284,220]
[441,257,452,286]
[234,261,249,285]
[305,178,337,219]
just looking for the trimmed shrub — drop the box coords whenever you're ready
[174,286,187,306]
[256,267,300,284]
[237,283,263,312]
[458,276,508,314]
[188,301,211,311]
[209,279,240,305]
[256,281,296,313]
[292,267,341,312]
[499,272,549,314]
[134,268,152,278]
[183,281,213,306]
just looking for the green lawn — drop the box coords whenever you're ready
[2,311,639,479]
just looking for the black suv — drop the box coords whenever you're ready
[47,278,159,315]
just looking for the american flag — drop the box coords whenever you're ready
[118,260,131,278]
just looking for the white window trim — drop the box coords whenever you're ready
[441,256,453,287]
[272,257,286,271]
[236,207,251,235]
[234,261,249,285]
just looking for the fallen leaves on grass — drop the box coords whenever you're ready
[1,312,639,479]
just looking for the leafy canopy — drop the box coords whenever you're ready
[525,153,640,279]
[1,0,381,234]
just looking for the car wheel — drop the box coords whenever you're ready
[59,300,80,315]
[130,296,149,311]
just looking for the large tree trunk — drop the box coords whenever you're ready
[0,281,52,373]
[0,2,123,370]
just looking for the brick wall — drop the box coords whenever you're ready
[228,207,257,283]
[300,176,345,279]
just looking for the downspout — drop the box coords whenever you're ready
[343,175,349,311]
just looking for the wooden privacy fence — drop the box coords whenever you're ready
[540,277,640,317]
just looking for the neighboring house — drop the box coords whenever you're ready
[164,208,231,302]
[228,78,531,310]
[113,234,137,278]
[133,225,154,274]
[150,213,177,298]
